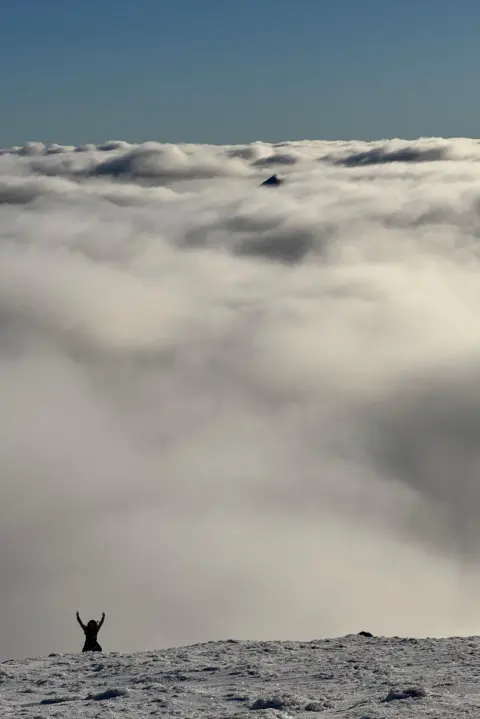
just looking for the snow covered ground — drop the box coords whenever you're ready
[2,634,479,718]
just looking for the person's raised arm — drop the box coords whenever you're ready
[76,611,87,630]
[97,612,105,630]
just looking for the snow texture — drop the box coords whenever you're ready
[1,635,479,718]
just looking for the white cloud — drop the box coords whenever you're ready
[1,137,480,660]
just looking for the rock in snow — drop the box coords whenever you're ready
[0,635,477,717]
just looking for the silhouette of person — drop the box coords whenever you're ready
[76,611,105,652]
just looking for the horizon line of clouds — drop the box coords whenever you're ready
[2,136,480,166]
[1,136,480,195]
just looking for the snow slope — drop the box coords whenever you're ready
[1,635,479,718]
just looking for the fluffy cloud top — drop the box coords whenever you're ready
[1,137,480,660]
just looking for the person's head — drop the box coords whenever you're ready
[87,619,97,629]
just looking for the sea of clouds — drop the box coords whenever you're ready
[2,136,480,660]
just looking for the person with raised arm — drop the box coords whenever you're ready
[76,611,105,652]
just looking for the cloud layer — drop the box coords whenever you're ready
[2,137,480,660]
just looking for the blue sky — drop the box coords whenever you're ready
[1,0,479,146]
